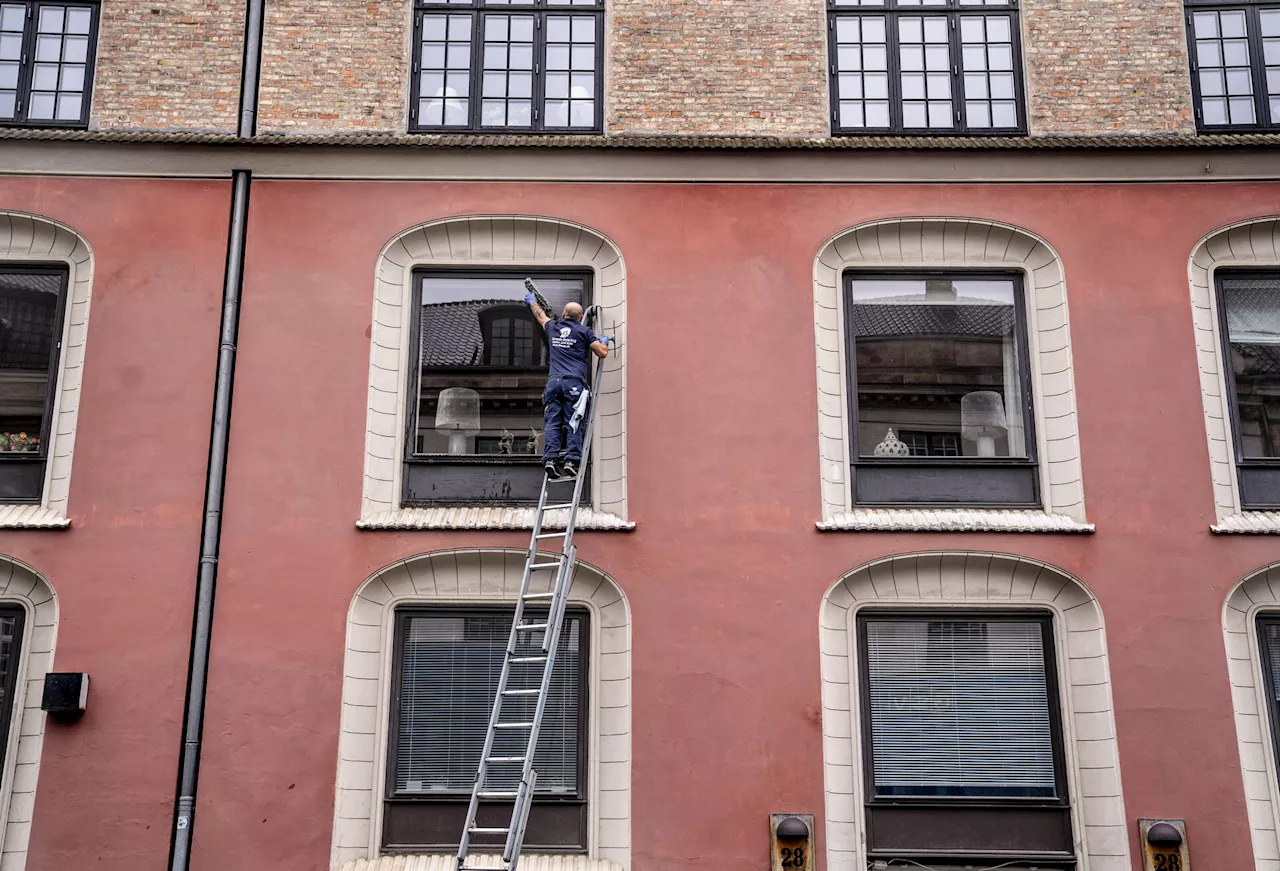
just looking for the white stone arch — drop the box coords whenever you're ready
[0,556,59,871]
[0,212,94,527]
[331,548,630,871]
[1188,217,1280,533]
[813,218,1091,532]
[819,551,1128,871]
[359,216,629,531]
[1222,561,1280,870]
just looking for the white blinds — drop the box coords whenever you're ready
[865,618,1057,798]
[395,612,583,795]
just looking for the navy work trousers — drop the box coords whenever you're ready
[542,375,586,464]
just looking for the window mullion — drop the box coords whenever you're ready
[16,0,36,122]
[533,11,544,130]
[469,9,482,130]
[887,12,904,132]
[950,12,965,130]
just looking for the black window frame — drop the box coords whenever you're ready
[826,0,1028,136]
[408,0,605,134]
[843,269,1041,507]
[1185,0,1280,132]
[1256,615,1280,788]
[403,267,594,506]
[0,0,100,129]
[1215,268,1280,507]
[384,605,591,853]
[0,263,68,504]
[857,610,1074,868]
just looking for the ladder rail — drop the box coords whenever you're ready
[457,299,609,871]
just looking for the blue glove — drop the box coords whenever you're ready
[596,336,612,345]
[523,292,536,304]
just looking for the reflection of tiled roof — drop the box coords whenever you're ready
[854,303,1014,338]
[0,273,60,369]
[420,299,514,367]
[1234,344,1280,377]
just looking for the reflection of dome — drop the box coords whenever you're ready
[570,85,590,99]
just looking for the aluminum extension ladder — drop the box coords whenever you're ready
[455,292,608,871]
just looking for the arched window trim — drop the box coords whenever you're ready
[0,212,93,528]
[820,552,1129,871]
[360,215,630,531]
[1188,217,1280,533]
[812,217,1092,533]
[330,548,631,871]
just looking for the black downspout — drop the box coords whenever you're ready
[168,0,263,867]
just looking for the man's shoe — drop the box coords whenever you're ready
[544,461,559,478]
[561,461,579,479]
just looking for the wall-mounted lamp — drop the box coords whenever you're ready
[40,672,88,723]
[1139,819,1188,870]
[769,813,814,871]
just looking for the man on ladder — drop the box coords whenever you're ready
[524,289,609,479]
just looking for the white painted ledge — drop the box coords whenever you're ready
[357,507,635,531]
[338,856,623,871]
[817,508,1094,533]
[1211,512,1280,534]
[0,505,69,529]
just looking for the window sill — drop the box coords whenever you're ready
[1211,512,1280,534]
[338,856,622,871]
[0,505,69,529]
[357,506,634,531]
[817,508,1094,534]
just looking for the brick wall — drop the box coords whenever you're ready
[1022,0,1196,133]
[256,0,409,133]
[607,0,828,136]
[91,0,244,131]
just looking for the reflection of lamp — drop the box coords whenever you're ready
[961,391,1007,458]
[874,428,910,457]
[435,388,480,454]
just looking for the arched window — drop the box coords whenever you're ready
[480,304,546,368]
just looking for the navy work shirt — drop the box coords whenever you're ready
[544,318,600,383]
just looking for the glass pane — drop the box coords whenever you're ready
[0,60,15,89]
[54,91,78,119]
[568,99,593,126]
[66,6,89,34]
[27,91,53,118]
[1222,9,1247,38]
[1263,9,1280,37]
[31,63,57,91]
[546,70,568,98]
[1222,275,1280,459]
[865,619,1057,798]
[851,276,1030,458]
[35,34,60,62]
[866,101,890,126]
[0,270,63,456]
[413,275,588,456]
[966,100,991,127]
[0,91,12,118]
[991,100,1017,126]
[0,5,23,31]
[1201,68,1226,97]
[1229,95,1256,123]
[927,100,952,127]
[0,33,19,61]
[394,612,584,795]
[1202,96,1228,125]
[37,5,62,33]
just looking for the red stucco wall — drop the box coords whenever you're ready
[2,176,1279,871]
[0,176,228,868]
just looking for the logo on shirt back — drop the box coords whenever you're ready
[558,326,572,339]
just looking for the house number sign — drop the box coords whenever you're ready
[1138,819,1190,871]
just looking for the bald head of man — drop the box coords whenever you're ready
[562,301,584,322]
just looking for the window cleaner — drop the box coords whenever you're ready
[454,280,611,871]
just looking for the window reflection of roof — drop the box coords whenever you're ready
[853,302,1015,338]
[421,299,539,367]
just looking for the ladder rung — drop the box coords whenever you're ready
[522,592,554,600]
[502,688,541,695]
[495,722,533,729]
[517,623,548,631]
[509,655,547,663]
[469,826,510,834]
[486,756,527,763]
[535,531,566,539]
[477,790,519,798]
[529,562,561,570]
[544,503,573,510]
[463,865,508,870]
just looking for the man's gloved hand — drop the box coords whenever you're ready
[597,336,613,345]
[523,292,536,304]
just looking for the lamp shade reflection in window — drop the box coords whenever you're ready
[849,276,1032,459]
